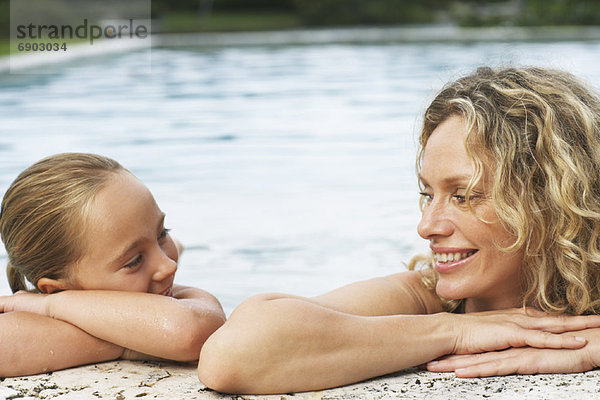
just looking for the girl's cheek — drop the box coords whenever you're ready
[166,239,179,263]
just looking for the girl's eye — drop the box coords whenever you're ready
[158,228,171,241]
[124,255,142,269]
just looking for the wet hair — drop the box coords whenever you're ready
[0,153,125,293]
[411,66,600,315]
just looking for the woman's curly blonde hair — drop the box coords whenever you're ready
[411,66,600,315]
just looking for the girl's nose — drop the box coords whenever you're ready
[152,252,177,282]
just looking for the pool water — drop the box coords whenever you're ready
[1,39,600,313]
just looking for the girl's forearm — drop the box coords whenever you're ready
[198,295,454,394]
[45,290,224,361]
[0,312,122,377]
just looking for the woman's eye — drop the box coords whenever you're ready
[158,228,171,240]
[453,193,480,205]
[453,194,467,204]
[419,192,432,202]
[124,255,142,269]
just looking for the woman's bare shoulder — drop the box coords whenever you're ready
[382,270,444,314]
[312,270,444,316]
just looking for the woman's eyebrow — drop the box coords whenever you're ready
[418,173,473,187]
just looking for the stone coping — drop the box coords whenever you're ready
[1,360,599,399]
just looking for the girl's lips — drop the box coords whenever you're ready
[159,286,174,297]
[434,250,478,273]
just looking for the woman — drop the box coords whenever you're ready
[0,153,225,377]
[197,66,600,394]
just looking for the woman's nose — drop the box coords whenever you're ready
[417,200,454,240]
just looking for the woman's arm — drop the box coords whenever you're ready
[0,311,123,377]
[197,272,600,394]
[0,285,225,362]
[198,271,445,393]
[198,293,451,394]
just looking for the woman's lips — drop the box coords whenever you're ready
[434,250,479,273]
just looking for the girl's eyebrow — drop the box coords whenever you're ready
[111,240,141,267]
[157,213,166,230]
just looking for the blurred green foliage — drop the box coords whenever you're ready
[0,0,8,38]
[148,0,600,28]
[161,11,302,33]
[521,0,600,25]
[289,0,444,25]
[453,0,600,26]
[2,0,600,40]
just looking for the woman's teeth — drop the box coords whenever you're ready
[434,250,476,264]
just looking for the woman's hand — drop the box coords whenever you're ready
[0,291,49,315]
[427,346,593,377]
[430,310,600,378]
[428,327,600,377]
[450,308,600,355]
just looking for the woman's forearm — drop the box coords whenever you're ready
[0,312,122,377]
[198,294,454,394]
[198,294,600,394]
[45,289,224,361]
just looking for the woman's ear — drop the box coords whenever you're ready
[37,278,69,294]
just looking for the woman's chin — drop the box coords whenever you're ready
[435,280,468,301]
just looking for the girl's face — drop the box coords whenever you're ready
[67,172,178,296]
[417,115,524,312]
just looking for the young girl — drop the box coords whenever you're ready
[0,153,225,377]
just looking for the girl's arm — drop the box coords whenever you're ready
[197,271,600,394]
[0,311,123,377]
[0,285,225,362]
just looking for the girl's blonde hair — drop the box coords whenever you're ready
[1,153,124,293]
[413,66,600,315]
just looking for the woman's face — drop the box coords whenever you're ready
[417,115,524,312]
[66,172,178,296]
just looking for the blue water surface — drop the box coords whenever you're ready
[1,39,599,313]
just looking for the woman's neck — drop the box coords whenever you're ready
[464,296,523,313]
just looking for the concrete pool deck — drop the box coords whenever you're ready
[1,360,600,399]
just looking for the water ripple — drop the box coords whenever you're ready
[1,40,600,308]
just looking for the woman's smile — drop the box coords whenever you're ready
[433,249,479,273]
